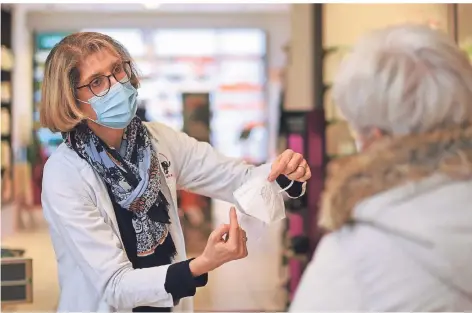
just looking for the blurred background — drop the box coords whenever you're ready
[2,2,472,312]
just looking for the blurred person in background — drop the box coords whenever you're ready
[290,24,472,311]
[40,32,311,312]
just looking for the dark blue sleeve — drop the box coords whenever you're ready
[276,175,304,198]
[164,258,208,302]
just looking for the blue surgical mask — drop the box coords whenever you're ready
[78,81,138,129]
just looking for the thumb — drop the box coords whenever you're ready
[209,223,230,243]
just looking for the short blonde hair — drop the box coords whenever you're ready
[40,32,140,132]
[333,24,472,137]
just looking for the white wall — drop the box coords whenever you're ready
[458,4,472,44]
[322,3,454,116]
[324,3,453,48]
[284,4,314,112]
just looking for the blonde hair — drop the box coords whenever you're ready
[333,24,472,137]
[40,32,140,132]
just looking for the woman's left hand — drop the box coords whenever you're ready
[268,149,311,182]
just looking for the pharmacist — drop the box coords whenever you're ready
[40,31,310,312]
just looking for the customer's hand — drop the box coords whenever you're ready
[189,207,248,277]
[268,149,311,182]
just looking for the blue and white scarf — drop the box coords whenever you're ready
[63,117,175,257]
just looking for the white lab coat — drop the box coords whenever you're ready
[42,122,304,312]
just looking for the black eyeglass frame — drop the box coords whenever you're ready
[76,60,133,97]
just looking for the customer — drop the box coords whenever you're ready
[290,24,472,311]
[40,32,311,312]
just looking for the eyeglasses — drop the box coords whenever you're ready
[76,61,133,97]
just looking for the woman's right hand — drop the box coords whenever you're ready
[189,207,248,276]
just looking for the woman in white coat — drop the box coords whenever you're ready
[290,24,472,311]
[40,32,310,312]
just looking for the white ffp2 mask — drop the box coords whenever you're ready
[233,175,292,224]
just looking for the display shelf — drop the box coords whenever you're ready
[277,111,316,308]
[322,45,351,59]
[327,153,354,161]
[1,45,14,71]
[323,43,357,160]
[281,5,355,309]
[282,243,310,265]
[1,69,11,81]
[1,8,13,205]
[326,118,347,125]
[282,249,309,263]
[32,32,73,158]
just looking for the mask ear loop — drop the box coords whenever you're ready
[76,98,99,125]
[76,98,89,105]
[278,179,294,193]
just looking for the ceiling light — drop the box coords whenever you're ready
[142,3,161,10]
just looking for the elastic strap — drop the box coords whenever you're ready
[278,179,294,193]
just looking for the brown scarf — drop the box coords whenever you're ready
[319,123,472,231]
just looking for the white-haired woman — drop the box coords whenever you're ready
[290,24,472,311]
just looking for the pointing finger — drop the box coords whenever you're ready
[228,207,240,244]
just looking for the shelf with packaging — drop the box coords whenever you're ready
[281,227,311,262]
[323,69,357,158]
[281,7,356,308]
[326,118,347,125]
[282,248,309,263]
[324,95,357,158]
[322,45,351,56]
[1,9,14,205]
[1,69,11,81]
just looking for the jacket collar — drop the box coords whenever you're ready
[319,123,472,231]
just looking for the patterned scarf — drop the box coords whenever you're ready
[63,117,176,257]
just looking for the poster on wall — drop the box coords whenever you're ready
[180,92,212,256]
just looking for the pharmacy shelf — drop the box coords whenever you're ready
[1,8,14,205]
